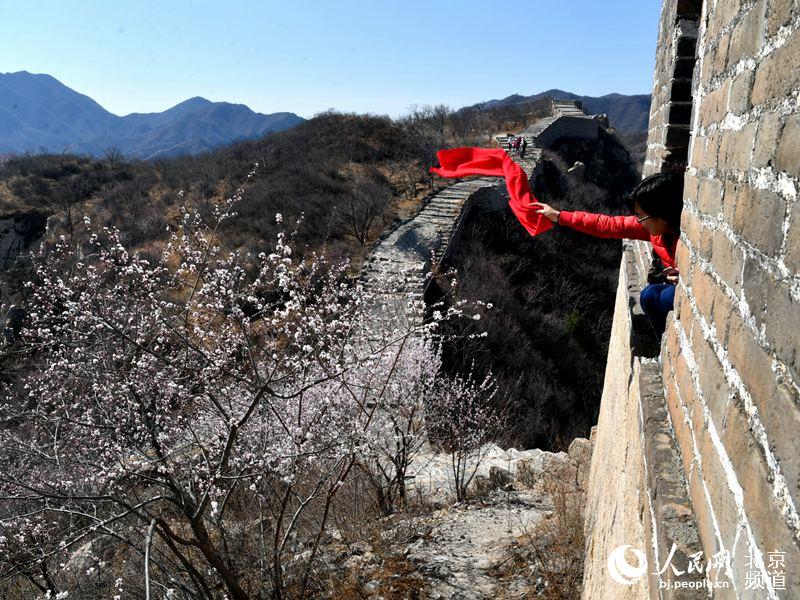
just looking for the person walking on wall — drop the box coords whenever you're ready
[520,137,528,158]
[531,172,684,337]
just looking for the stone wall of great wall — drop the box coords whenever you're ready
[361,99,602,309]
[582,1,800,598]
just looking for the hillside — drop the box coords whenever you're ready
[474,88,652,133]
[0,105,630,599]
[437,128,641,451]
[0,71,303,158]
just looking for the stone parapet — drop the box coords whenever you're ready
[587,0,800,598]
[582,241,704,599]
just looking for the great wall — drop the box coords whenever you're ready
[361,1,800,598]
[359,98,603,309]
[586,0,800,598]
[0,2,797,597]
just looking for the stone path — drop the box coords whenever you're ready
[336,438,593,599]
[403,489,550,599]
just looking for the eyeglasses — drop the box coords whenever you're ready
[636,214,652,223]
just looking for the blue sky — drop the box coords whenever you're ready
[1,0,662,119]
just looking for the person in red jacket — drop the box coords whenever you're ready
[531,172,684,337]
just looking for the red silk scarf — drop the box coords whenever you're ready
[429,147,554,237]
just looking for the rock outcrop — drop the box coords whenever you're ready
[0,211,48,341]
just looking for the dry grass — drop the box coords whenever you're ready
[323,480,431,599]
[526,474,586,599]
[487,472,586,599]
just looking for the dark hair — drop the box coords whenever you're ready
[626,172,684,232]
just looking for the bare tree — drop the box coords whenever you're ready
[338,172,392,248]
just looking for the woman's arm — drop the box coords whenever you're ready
[531,202,651,241]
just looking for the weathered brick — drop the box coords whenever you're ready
[727,312,777,406]
[700,80,731,126]
[720,392,800,597]
[763,280,800,380]
[676,245,693,289]
[674,328,698,400]
[752,26,800,105]
[712,232,745,293]
[691,132,718,171]
[722,180,749,224]
[732,187,786,256]
[752,111,784,168]
[663,340,696,479]
[742,257,770,330]
[712,0,742,38]
[666,314,682,361]
[699,224,714,259]
[692,266,717,323]
[684,172,700,202]
[667,380,696,479]
[679,206,704,253]
[721,394,800,598]
[725,311,800,506]
[692,330,730,431]
[719,122,757,171]
[689,135,707,169]
[688,456,722,559]
[726,3,766,68]
[728,68,754,115]
[775,113,800,179]
[678,289,695,340]
[698,426,740,551]
[766,0,795,37]
[761,378,800,499]
[705,130,721,171]
[711,284,736,348]
[711,33,731,82]
[784,202,800,274]
[698,178,723,215]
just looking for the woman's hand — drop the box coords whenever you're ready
[664,267,680,284]
[530,201,560,223]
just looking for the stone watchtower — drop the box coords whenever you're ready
[582,0,800,598]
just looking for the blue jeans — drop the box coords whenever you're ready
[639,283,675,337]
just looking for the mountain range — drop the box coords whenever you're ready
[474,88,652,133]
[0,71,304,159]
[1,72,651,161]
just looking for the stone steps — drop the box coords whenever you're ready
[361,133,544,331]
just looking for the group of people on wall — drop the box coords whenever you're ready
[506,135,528,158]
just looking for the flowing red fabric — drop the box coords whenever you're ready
[429,147,554,237]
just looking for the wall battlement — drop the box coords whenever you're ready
[583,1,800,598]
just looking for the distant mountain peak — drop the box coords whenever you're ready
[175,96,213,108]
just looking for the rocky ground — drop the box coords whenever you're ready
[325,431,595,599]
